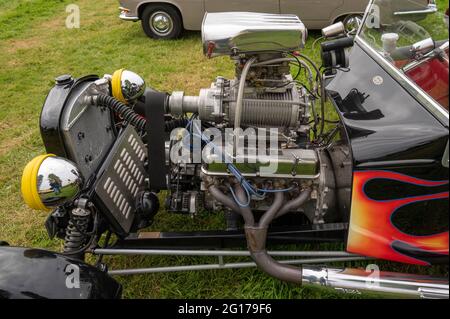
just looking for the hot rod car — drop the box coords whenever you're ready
[1,0,448,299]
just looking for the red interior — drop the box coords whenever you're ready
[404,52,449,110]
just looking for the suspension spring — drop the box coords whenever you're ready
[63,208,91,254]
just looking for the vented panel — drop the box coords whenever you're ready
[94,125,147,234]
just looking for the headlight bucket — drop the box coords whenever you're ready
[21,155,83,211]
[111,69,146,104]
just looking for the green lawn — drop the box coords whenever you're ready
[0,0,447,299]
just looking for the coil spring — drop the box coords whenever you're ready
[95,94,189,132]
[63,214,90,254]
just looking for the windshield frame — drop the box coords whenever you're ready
[355,0,449,126]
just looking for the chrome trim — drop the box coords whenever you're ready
[149,11,174,36]
[201,12,307,57]
[201,166,321,180]
[402,41,449,73]
[302,266,449,299]
[355,36,449,126]
[119,13,139,21]
[118,70,146,102]
[394,4,438,16]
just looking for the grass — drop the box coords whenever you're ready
[0,0,448,299]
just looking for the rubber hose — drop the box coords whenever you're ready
[95,94,188,132]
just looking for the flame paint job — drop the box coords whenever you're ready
[347,170,449,265]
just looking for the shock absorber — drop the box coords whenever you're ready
[63,207,91,255]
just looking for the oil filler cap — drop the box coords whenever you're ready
[55,74,74,86]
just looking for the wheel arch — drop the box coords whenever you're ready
[137,1,184,27]
[331,11,364,24]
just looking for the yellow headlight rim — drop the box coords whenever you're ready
[21,154,55,211]
[112,68,126,103]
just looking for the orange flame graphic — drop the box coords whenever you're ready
[347,170,449,265]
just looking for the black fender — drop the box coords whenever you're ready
[0,247,121,299]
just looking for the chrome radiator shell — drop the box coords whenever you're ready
[202,12,307,57]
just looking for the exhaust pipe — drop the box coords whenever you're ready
[209,184,449,299]
[302,266,449,299]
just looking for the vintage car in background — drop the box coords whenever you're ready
[118,0,437,39]
[1,0,448,299]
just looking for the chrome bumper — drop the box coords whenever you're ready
[119,11,139,22]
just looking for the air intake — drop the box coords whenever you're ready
[202,12,307,57]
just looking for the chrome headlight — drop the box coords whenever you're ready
[21,155,83,211]
[111,69,146,103]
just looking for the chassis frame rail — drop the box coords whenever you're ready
[92,248,370,275]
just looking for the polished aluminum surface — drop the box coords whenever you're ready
[202,12,307,57]
[120,70,146,102]
[37,157,83,208]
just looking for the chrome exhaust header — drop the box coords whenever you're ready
[302,266,449,299]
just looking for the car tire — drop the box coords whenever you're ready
[141,5,182,39]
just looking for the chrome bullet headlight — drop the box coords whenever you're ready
[111,69,146,103]
[21,155,83,211]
